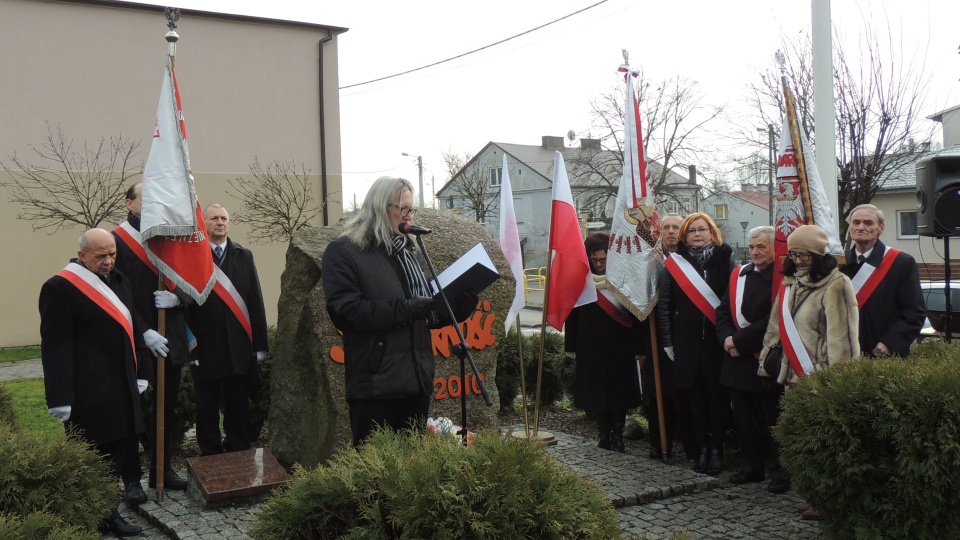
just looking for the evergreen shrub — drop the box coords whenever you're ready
[496,328,574,410]
[0,386,15,428]
[0,424,115,532]
[252,428,619,539]
[775,340,960,539]
[0,512,99,540]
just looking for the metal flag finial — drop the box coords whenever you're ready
[775,49,786,71]
[165,7,180,31]
[622,49,629,65]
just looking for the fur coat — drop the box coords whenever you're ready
[758,268,860,385]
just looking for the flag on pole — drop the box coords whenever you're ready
[498,153,526,333]
[606,63,664,320]
[773,77,843,292]
[545,151,596,330]
[140,46,215,304]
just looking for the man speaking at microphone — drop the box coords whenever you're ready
[322,177,478,446]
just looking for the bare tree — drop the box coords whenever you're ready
[568,72,723,212]
[0,123,141,232]
[226,157,323,243]
[747,22,932,239]
[441,150,499,224]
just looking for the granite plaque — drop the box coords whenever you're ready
[185,447,290,502]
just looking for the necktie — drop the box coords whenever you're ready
[858,254,866,264]
[214,245,224,260]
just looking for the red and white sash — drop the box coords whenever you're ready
[851,246,900,307]
[728,266,762,360]
[778,283,814,378]
[212,266,253,344]
[596,288,633,328]
[114,222,175,290]
[665,253,720,323]
[57,262,137,367]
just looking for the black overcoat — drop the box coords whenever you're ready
[716,263,779,393]
[39,263,149,445]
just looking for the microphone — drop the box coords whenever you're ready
[399,222,432,235]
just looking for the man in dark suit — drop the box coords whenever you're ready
[188,203,268,455]
[716,226,788,494]
[113,182,191,491]
[840,204,925,358]
[40,228,150,537]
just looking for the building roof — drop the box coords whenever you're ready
[877,144,960,192]
[728,190,771,211]
[928,104,960,123]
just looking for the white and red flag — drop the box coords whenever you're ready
[606,63,664,320]
[498,153,526,333]
[140,50,215,304]
[772,77,843,293]
[545,151,596,330]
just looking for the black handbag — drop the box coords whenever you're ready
[760,344,783,378]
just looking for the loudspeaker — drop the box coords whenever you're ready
[916,154,960,237]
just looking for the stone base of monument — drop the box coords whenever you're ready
[509,429,557,446]
[185,447,290,504]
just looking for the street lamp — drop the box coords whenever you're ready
[401,152,425,208]
[740,221,750,263]
[757,124,776,225]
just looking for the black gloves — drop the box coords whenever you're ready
[408,296,438,319]
[452,290,480,323]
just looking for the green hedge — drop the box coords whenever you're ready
[0,425,115,533]
[0,386,15,429]
[775,340,960,539]
[252,428,619,539]
[0,512,99,540]
[496,329,574,410]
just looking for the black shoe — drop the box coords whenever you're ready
[693,447,708,473]
[101,510,142,537]
[730,469,765,484]
[610,432,625,453]
[149,470,188,491]
[767,477,792,494]
[123,481,147,505]
[705,448,724,476]
[597,432,611,450]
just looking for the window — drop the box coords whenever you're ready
[714,204,728,220]
[897,210,918,239]
[489,167,502,187]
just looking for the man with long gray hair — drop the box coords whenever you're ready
[322,177,477,445]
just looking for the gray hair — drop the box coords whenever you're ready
[847,203,884,225]
[343,176,414,253]
[205,203,228,216]
[747,225,774,244]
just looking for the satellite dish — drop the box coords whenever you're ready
[567,130,577,141]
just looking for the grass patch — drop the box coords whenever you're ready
[0,379,63,439]
[0,346,40,364]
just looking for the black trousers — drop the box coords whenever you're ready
[68,428,140,498]
[348,394,431,446]
[729,387,784,472]
[687,367,729,448]
[194,375,250,455]
[145,361,183,476]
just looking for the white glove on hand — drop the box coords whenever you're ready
[137,379,148,394]
[48,405,71,423]
[664,346,675,361]
[256,351,266,365]
[143,329,169,358]
[190,359,199,367]
[154,290,181,309]
[565,351,576,360]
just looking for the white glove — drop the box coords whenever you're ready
[565,351,576,360]
[48,405,71,422]
[256,351,266,365]
[137,379,148,394]
[154,290,181,309]
[143,329,170,358]
[664,346,675,361]
[190,359,199,366]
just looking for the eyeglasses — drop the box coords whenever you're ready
[787,251,812,261]
[589,257,607,264]
[387,204,416,217]
[687,227,710,236]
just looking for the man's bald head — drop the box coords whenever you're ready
[77,228,117,277]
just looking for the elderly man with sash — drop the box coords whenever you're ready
[840,204,925,358]
[112,182,191,493]
[188,203,268,455]
[39,228,150,537]
[715,225,788,493]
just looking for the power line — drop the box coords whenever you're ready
[338,0,609,90]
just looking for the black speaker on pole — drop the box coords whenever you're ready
[916,154,960,237]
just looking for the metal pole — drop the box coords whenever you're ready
[768,124,775,226]
[417,156,425,208]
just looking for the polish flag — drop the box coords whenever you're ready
[498,153,526,333]
[140,51,215,304]
[546,151,596,330]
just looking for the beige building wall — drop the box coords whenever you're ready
[0,0,345,346]
[870,191,960,275]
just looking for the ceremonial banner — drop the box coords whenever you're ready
[545,151,596,330]
[606,63,663,320]
[499,154,526,333]
[773,78,843,293]
[140,52,215,304]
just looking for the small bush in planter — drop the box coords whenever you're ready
[252,428,619,539]
[0,512,100,540]
[775,340,960,539]
[0,424,115,532]
[496,328,574,410]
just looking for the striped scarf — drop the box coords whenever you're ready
[391,235,432,298]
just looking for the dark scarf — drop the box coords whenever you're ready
[687,242,715,266]
[391,236,431,298]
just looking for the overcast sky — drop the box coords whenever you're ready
[126,0,959,209]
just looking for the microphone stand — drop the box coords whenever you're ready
[414,234,493,446]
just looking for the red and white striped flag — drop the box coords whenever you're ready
[140,50,215,304]
[546,151,596,330]
[498,153,526,333]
